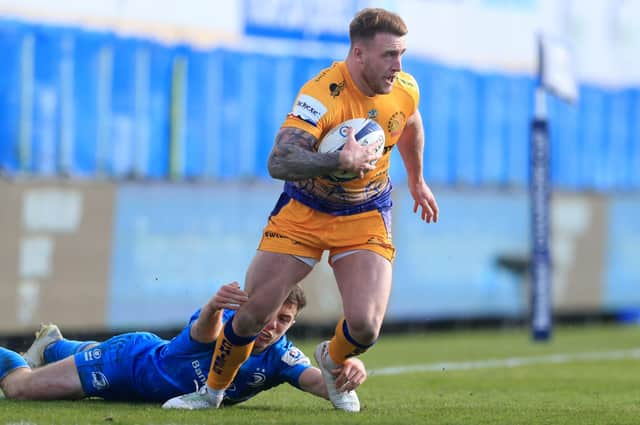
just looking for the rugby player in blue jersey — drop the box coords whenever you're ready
[0,282,366,410]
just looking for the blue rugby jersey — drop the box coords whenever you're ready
[75,309,311,403]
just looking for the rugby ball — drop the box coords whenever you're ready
[317,118,385,182]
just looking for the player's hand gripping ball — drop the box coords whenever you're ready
[317,118,385,182]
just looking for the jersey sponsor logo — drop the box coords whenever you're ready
[91,371,109,390]
[264,231,287,239]
[291,94,327,126]
[387,111,406,137]
[191,360,207,385]
[281,347,311,367]
[329,81,344,98]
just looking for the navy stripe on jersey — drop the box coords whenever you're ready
[282,181,392,216]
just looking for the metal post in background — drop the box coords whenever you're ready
[530,85,552,341]
[529,34,578,342]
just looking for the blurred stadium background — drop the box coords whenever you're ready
[0,0,639,343]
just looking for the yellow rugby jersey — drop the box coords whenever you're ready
[280,61,419,215]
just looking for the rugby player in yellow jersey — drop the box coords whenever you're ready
[164,7,439,412]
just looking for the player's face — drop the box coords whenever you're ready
[360,32,406,95]
[253,302,298,351]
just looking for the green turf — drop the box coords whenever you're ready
[1,323,639,424]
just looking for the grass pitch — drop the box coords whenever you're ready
[1,323,639,424]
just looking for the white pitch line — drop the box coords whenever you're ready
[369,348,640,376]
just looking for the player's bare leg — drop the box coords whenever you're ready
[333,251,392,347]
[239,251,314,333]
[315,250,392,412]
[0,353,84,400]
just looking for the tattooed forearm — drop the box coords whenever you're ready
[267,127,341,181]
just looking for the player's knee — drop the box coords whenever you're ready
[2,379,29,400]
[346,318,381,346]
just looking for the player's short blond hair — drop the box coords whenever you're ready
[349,8,408,43]
[284,285,307,313]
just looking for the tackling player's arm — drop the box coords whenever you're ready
[395,110,439,223]
[297,358,367,398]
[268,127,381,181]
[190,282,248,343]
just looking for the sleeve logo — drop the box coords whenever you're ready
[291,94,327,126]
[281,347,311,367]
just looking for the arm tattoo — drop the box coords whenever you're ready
[267,127,341,181]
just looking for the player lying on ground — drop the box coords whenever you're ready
[0,282,366,409]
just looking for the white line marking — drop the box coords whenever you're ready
[369,348,640,376]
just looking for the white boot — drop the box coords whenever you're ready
[22,323,63,368]
[314,341,360,412]
[162,386,224,410]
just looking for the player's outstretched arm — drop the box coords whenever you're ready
[396,110,439,223]
[190,282,248,343]
[298,357,367,399]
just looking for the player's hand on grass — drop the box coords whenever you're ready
[333,357,367,392]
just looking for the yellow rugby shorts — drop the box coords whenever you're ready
[258,198,395,263]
